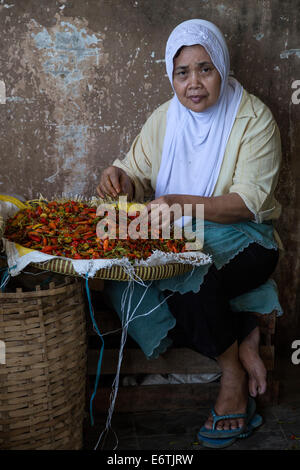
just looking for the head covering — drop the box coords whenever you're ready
[155,19,243,202]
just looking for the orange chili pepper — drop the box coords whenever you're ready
[41,245,58,253]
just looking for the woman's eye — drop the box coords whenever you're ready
[201,67,213,75]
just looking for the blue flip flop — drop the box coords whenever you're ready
[198,396,256,439]
[197,412,263,449]
[239,413,263,438]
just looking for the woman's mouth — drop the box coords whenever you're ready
[189,95,207,104]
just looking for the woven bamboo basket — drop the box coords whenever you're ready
[30,257,194,281]
[0,277,87,450]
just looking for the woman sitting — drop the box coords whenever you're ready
[97,19,282,448]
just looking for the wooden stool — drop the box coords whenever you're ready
[85,284,279,414]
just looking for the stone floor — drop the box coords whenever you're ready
[83,355,300,451]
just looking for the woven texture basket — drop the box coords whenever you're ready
[30,258,194,281]
[0,277,87,450]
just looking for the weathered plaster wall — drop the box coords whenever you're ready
[0,0,299,347]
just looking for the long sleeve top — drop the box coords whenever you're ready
[113,88,282,225]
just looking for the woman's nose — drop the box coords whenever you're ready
[189,70,203,88]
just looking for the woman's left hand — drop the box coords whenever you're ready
[142,194,184,233]
[142,192,255,231]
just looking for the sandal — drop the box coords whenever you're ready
[198,396,256,439]
[197,412,263,449]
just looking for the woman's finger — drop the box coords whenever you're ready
[148,206,163,237]
[97,172,114,198]
[146,201,176,239]
[120,175,134,200]
[109,171,122,195]
[101,173,120,198]
[96,183,105,199]
[97,179,112,198]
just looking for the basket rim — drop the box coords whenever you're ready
[29,258,194,280]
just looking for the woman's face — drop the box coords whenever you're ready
[173,44,222,112]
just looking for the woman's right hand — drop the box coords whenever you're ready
[96,166,134,200]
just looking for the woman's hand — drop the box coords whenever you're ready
[97,166,134,200]
[142,192,254,229]
[143,194,184,233]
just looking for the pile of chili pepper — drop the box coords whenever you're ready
[3,200,187,261]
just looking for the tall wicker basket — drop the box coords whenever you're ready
[0,276,87,450]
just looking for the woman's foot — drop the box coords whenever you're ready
[204,364,248,431]
[239,326,267,397]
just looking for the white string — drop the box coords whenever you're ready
[0,271,10,290]
[94,279,135,450]
[121,263,149,287]
[21,269,54,276]
[93,265,199,450]
[102,265,197,334]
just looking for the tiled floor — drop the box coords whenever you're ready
[83,356,300,451]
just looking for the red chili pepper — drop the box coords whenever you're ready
[41,245,58,253]
[83,231,95,239]
[28,234,41,242]
[103,239,110,251]
[5,200,190,262]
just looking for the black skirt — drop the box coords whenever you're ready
[165,242,279,359]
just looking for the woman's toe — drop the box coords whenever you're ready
[216,421,224,430]
[204,415,213,430]
[222,420,230,430]
[249,377,258,397]
[258,382,267,395]
[229,419,238,430]
[258,373,267,394]
[237,418,245,429]
[248,369,267,396]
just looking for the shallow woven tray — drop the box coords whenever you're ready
[1,199,195,281]
[30,257,194,281]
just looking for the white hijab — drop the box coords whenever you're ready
[155,19,243,200]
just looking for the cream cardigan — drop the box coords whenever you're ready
[113,89,282,225]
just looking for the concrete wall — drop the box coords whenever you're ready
[0,0,299,348]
